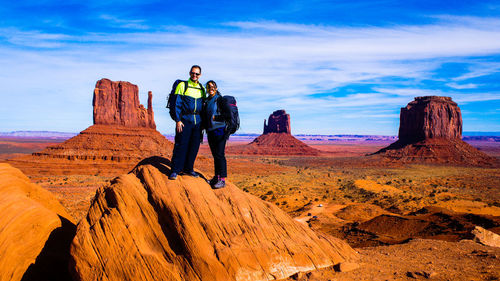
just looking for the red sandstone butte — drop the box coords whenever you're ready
[9,79,173,176]
[374,96,496,166]
[93,78,156,129]
[230,109,320,155]
[398,96,462,144]
[264,109,291,134]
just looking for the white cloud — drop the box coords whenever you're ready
[446,82,479,89]
[1,16,500,133]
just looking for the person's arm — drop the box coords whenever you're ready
[174,83,185,132]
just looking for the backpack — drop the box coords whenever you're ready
[166,80,205,121]
[217,95,240,138]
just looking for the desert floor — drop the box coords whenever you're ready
[1,137,499,280]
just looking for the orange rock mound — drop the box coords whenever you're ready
[33,125,172,162]
[231,133,320,155]
[70,156,357,281]
[375,138,496,166]
[0,163,75,281]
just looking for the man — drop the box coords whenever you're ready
[169,65,205,180]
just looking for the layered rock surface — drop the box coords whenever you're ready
[0,163,75,281]
[374,96,496,166]
[398,96,462,144]
[264,110,291,134]
[70,157,357,281]
[93,79,156,129]
[32,125,172,162]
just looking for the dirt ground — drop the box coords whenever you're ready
[2,137,499,280]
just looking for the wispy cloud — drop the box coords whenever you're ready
[1,16,500,133]
[98,14,150,30]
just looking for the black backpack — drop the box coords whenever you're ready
[166,80,205,121]
[217,95,240,138]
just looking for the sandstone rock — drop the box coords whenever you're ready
[17,79,175,175]
[264,109,291,134]
[399,96,462,144]
[33,124,173,162]
[0,163,75,281]
[333,262,360,272]
[93,78,156,129]
[472,226,500,248]
[70,156,358,281]
[373,96,497,166]
[230,133,320,155]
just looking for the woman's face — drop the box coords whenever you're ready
[207,83,217,97]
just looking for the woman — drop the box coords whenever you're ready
[203,80,227,189]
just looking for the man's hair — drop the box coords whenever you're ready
[191,65,202,73]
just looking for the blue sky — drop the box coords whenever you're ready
[1,1,500,135]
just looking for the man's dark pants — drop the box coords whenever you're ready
[207,129,227,178]
[171,121,201,174]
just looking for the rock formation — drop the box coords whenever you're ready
[231,109,320,155]
[263,109,291,134]
[93,79,156,129]
[398,96,461,144]
[0,163,75,281]
[70,157,358,281]
[374,96,496,166]
[10,79,174,175]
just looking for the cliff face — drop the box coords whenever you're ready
[93,78,156,129]
[70,157,357,281]
[399,96,462,144]
[0,163,75,281]
[263,109,291,134]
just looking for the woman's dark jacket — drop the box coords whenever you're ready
[202,92,226,132]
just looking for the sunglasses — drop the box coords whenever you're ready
[190,72,201,76]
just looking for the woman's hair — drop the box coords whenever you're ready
[206,80,217,89]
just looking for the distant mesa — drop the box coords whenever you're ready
[70,157,358,280]
[0,163,75,281]
[8,78,173,175]
[374,96,496,166]
[230,109,320,155]
[263,109,291,134]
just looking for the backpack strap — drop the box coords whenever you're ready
[183,80,205,96]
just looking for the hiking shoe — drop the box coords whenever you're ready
[208,176,218,185]
[184,171,199,178]
[169,172,178,180]
[212,179,226,189]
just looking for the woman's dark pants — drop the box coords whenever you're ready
[171,122,201,174]
[207,130,227,178]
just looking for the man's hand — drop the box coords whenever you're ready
[176,121,184,133]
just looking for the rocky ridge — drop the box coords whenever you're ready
[70,156,358,281]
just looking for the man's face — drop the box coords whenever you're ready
[190,67,201,82]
